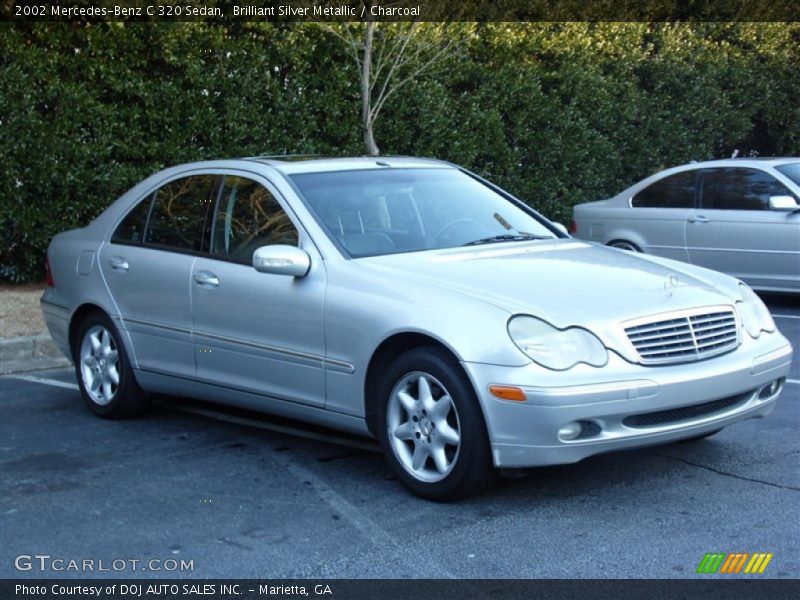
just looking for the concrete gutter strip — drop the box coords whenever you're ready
[0,334,71,375]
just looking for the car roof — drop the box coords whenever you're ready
[679,157,799,169]
[242,155,454,174]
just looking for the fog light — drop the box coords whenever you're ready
[759,378,783,400]
[558,421,582,441]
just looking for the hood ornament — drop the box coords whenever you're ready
[664,274,680,296]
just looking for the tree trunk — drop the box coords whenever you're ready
[361,20,380,156]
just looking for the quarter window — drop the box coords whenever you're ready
[112,195,153,243]
[631,171,696,208]
[145,175,218,251]
[211,176,298,262]
[700,168,791,211]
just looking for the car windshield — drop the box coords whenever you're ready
[775,162,800,187]
[289,168,557,257]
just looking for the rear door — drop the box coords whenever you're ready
[190,172,327,407]
[686,167,800,289]
[100,174,218,378]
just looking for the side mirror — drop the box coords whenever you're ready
[253,245,311,277]
[768,196,800,211]
[552,222,569,236]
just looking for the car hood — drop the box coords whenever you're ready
[358,239,740,358]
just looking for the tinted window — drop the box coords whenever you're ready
[631,171,696,208]
[700,168,791,211]
[211,176,298,262]
[112,195,153,243]
[775,163,800,187]
[290,169,556,257]
[145,175,217,251]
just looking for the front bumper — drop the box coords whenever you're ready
[462,331,793,468]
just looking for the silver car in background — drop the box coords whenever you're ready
[42,157,793,500]
[572,158,800,293]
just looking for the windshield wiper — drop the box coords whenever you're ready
[462,234,549,247]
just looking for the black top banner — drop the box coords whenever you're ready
[3,0,800,22]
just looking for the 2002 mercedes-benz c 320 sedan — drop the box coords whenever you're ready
[42,156,793,500]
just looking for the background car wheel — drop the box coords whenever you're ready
[73,312,148,419]
[376,346,497,501]
[608,240,641,252]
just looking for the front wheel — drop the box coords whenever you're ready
[377,346,497,501]
[73,312,148,419]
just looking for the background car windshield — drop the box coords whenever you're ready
[775,162,800,187]
[290,168,556,257]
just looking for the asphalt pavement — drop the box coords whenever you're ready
[1,296,798,579]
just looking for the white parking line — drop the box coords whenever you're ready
[787,379,799,385]
[772,314,800,319]
[7,374,79,391]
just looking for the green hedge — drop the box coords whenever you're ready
[1,22,798,281]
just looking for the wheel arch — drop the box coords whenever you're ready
[606,238,644,252]
[363,332,470,438]
[68,303,139,370]
[68,303,109,354]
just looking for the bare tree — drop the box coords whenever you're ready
[323,7,465,155]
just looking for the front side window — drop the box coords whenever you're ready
[211,176,298,262]
[290,168,557,257]
[631,171,696,208]
[700,168,791,211]
[112,194,153,243]
[145,175,218,251]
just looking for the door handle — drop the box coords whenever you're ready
[109,257,129,271]
[688,215,710,223]
[193,271,220,287]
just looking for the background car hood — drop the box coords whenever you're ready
[358,239,740,359]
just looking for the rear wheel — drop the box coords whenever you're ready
[608,240,641,252]
[377,346,497,501]
[73,312,147,419]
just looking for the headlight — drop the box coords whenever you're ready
[508,315,608,370]
[736,283,775,339]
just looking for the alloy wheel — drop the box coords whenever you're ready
[387,371,461,483]
[79,325,120,405]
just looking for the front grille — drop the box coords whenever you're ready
[622,392,751,428]
[624,307,739,365]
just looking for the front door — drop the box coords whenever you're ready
[191,173,327,407]
[686,167,800,290]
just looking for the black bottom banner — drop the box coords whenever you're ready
[3,579,800,600]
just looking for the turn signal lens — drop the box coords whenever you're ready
[489,385,526,402]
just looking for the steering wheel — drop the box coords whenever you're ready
[434,218,480,242]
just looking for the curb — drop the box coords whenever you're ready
[0,334,72,375]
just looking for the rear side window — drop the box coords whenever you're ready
[112,195,153,243]
[700,168,791,211]
[145,175,218,252]
[211,176,298,262]
[631,171,696,208]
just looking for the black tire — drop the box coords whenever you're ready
[72,312,148,419]
[376,346,498,501]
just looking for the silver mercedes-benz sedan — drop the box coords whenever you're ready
[42,156,793,500]
[571,158,800,294]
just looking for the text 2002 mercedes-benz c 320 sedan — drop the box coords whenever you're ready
[42,157,793,500]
